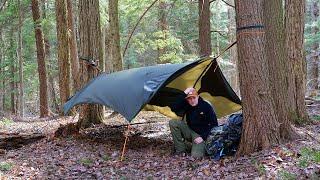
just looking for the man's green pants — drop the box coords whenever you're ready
[169,119,206,157]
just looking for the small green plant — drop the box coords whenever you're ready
[312,115,320,121]
[119,176,127,180]
[278,169,296,180]
[80,158,93,166]
[298,147,320,168]
[257,163,266,176]
[250,157,257,164]
[0,118,14,127]
[250,158,266,176]
[146,176,153,180]
[102,154,110,161]
[298,158,309,168]
[0,162,13,172]
[314,151,320,162]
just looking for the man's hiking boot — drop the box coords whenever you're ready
[173,151,187,157]
[171,147,186,157]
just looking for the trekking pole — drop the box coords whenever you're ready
[120,124,131,161]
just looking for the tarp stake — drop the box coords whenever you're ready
[120,124,131,161]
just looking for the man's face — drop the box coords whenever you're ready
[186,96,199,106]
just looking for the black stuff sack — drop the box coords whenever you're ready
[205,113,243,160]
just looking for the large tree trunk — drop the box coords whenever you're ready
[0,132,45,150]
[0,29,3,113]
[41,0,59,114]
[227,3,239,95]
[235,0,280,155]
[157,0,168,64]
[9,30,16,115]
[67,0,80,92]
[198,0,212,57]
[264,0,295,138]
[109,0,122,71]
[47,58,59,113]
[55,0,71,114]
[17,0,24,117]
[105,24,113,73]
[78,0,104,128]
[307,1,319,97]
[285,0,310,124]
[31,0,49,117]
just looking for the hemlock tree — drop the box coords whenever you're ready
[9,29,16,114]
[199,0,212,56]
[42,0,59,113]
[109,0,123,71]
[0,29,3,113]
[306,0,319,97]
[157,0,169,63]
[104,23,112,73]
[55,0,71,114]
[31,0,49,117]
[264,0,296,138]
[78,0,104,128]
[285,0,310,124]
[67,0,80,92]
[227,2,239,95]
[235,0,281,155]
[17,0,24,117]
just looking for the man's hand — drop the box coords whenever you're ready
[194,137,204,144]
[184,87,195,95]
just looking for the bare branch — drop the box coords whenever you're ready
[211,30,228,38]
[221,0,235,8]
[0,0,8,12]
[123,0,160,58]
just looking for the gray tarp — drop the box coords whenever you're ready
[64,57,242,121]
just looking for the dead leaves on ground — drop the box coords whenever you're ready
[0,112,319,179]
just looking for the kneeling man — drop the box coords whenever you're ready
[169,87,218,158]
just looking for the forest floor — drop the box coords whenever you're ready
[0,108,319,179]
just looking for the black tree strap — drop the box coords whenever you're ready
[79,56,97,66]
[236,24,264,32]
[79,56,102,73]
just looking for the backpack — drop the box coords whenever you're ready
[205,113,243,160]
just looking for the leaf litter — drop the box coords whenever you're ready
[0,109,319,179]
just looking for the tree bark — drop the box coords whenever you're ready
[264,0,296,138]
[17,0,24,117]
[67,0,80,92]
[285,0,310,124]
[31,0,49,117]
[157,0,169,64]
[78,0,104,128]
[109,0,123,71]
[105,24,113,73]
[42,0,59,113]
[55,0,71,114]
[235,0,280,155]
[0,132,45,150]
[198,0,212,57]
[9,29,16,115]
[0,29,3,113]
[227,3,239,95]
[306,1,319,97]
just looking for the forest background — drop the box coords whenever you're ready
[0,0,315,117]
